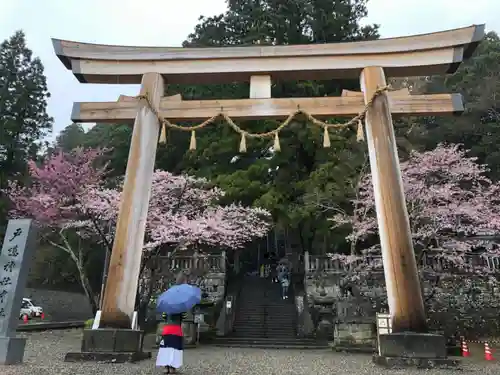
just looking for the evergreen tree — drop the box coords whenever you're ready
[158,0,380,256]
[55,123,86,152]
[0,30,53,232]
[75,1,381,256]
[400,32,500,180]
[83,123,133,178]
[185,0,378,47]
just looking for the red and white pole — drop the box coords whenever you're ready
[485,342,494,361]
[461,338,470,357]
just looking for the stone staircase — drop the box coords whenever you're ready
[213,275,328,349]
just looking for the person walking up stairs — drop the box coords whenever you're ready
[213,274,328,349]
[280,275,290,300]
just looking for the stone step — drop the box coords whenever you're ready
[236,314,295,319]
[212,337,329,349]
[238,300,291,304]
[237,314,294,318]
[233,325,295,331]
[233,324,294,329]
[332,345,376,354]
[236,313,296,318]
[264,324,296,328]
[265,319,296,323]
[232,327,295,333]
[230,336,300,341]
[234,320,295,325]
[234,317,266,325]
[231,334,298,339]
[238,310,293,313]
[232,277,299,345]
[239,305,295,308]
[232,325,267,330]
[220,336,320,343]
[232,324,295,330]
[238,304,292,308]
[231,333,297,339]
[238,300,289,304]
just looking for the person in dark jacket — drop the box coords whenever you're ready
[269,252,279,283]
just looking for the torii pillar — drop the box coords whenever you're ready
[361,67,455,368]
[65,73,163,363]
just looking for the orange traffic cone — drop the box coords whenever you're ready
[22,315,28,324]
[461,338,470,357]
[485,342,494,361]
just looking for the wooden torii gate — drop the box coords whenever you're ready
[53,25,483,338]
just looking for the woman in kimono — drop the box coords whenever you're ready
[156,272,188,374]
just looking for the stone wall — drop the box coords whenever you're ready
[23,253,226,324]
[305,272,500,342]
[24,288,93,321]
[198,272,226,304]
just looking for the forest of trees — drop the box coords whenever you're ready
[1,0,500,295]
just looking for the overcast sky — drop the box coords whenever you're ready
[0,0,497,141]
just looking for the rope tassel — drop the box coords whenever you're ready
[323,126,331,148]
[133,86,389,152]
[189,130,197,150]
[159,123,167,144]
[273,132,281,152]
[356,120,365,142]
[239,132,247,153]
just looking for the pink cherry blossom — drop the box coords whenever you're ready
[330,144,500,273]
[4,149,271,252]
[85,170,272,250]
[4,148,109,227]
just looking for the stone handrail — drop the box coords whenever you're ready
[158,254,225,274]
[305,253,500,274]
[293,276,315,338]
[215,274,242,336]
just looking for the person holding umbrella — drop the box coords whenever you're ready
[156,272,201,374]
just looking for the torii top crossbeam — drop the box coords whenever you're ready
[53,25,484,85]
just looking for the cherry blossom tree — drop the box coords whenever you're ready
[85,171,272,316]
[83,170,271,251]
[329,143,500,272]
[5,148,108,226]
[4,148,110,311]
[4,149,271,313]
[323,144,500,333]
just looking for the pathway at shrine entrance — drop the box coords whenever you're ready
[1,330,499,375]
[51,24,484,368]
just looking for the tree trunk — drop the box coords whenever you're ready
[137,247,165,328]
[137,263,157,327]
[76,263,99,314]
[45,233,99,315]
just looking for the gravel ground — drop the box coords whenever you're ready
[1,330,499,375]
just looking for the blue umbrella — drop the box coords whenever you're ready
[156,284,202,315]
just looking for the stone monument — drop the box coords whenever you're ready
[0,219,38,365]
